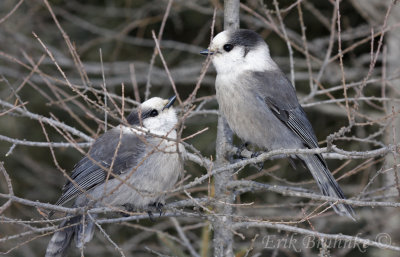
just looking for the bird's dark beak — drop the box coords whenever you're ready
[200,49,214,56]
[163,95,176,110]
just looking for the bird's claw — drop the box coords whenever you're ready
[155,202,164,217]
[251,151,261,158]
[120,203,135,217]
[147,202,164,221]
[234,145,264,171]
[250,151,264,171]
[235,142,249,159]
[147,211,156,222]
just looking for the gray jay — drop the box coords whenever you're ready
[45,96,185,257]
[201,29,355,219]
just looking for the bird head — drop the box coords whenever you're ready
[200,29,278,74]
[127,96,178,134]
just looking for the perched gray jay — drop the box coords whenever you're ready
[46,96,185,257]
[201,29,355,219]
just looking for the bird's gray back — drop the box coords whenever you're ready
[57,126,184,209]
[216,70,304,150]
[94,136,184,208]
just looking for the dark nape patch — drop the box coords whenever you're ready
[229,29,263,48]
[244,46,250,57]
[126,108,153,125]
[126,110,140,125]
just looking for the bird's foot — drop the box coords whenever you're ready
[252,162,264,171]
[233,143,265,171]
[147,211,156,222]
[147,202,164,222]
[120,203,135,217]
[155,202,164,217]
[235,142,249,159]
[251,151,261,158]
[250,151,264,171]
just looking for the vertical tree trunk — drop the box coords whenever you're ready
[224,0,240,30]
[213,117,234,257]
[212,1,239,256]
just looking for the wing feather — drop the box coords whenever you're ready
[252,70,353,218]
[254,71,321,152]
[55,128,146,206]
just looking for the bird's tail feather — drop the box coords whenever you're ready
[75,215,95,248]
[45,215,96,257]
[301,154,355,220]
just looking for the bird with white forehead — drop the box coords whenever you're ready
[46,96,185,257]
[201,29,355,220]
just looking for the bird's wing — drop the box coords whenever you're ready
[55,128,147,206]
[252,72,354,219]
[252,71,319,150]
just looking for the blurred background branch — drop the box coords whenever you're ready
[0,0,400,256]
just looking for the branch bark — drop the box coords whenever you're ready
[212,1,239,256]
[213,117,234,257]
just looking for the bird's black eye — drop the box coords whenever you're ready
[149,109,159,117]
[223,44,234,52]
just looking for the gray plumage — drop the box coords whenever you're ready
[203,29,355,219]
[45,215,95,257]
[46,97,184,257]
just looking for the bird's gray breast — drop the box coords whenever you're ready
[109,139,184,207]
[215,72,302,150]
